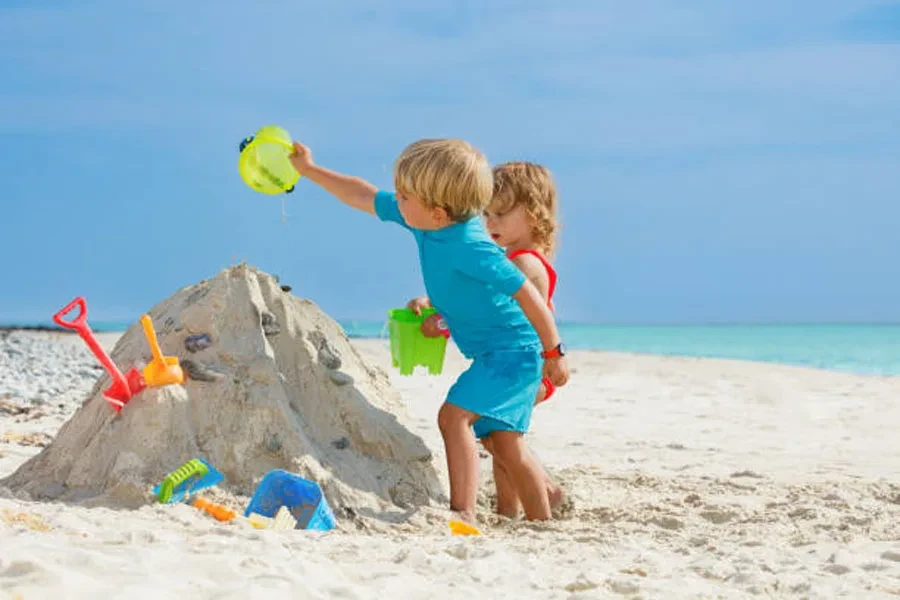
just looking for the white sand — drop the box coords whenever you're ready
[3,330,900,599]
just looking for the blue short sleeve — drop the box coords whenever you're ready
[374,191,410,229]
[457,241,527,296]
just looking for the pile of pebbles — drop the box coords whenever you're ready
[0,330,104,414]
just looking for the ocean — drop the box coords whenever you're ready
[4,321,898,377]
[339,322,900,377]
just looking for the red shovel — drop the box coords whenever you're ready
[53,296,146,413]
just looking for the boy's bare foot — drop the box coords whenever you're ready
[452,508,478,527]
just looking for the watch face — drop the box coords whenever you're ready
[558,343,567,356]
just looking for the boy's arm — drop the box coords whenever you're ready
[290,142,376,215]
[406,295,432,314]
[512,281,560,354]
[456,242,569,386]
[514,281,570,388]
[302,165,377,215]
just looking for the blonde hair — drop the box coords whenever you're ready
[394,139,493,221]
[491,161,559,257]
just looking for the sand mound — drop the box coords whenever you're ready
[1,264,446,518]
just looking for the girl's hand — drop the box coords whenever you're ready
[406,296,431,316]
[543,356,570,388]
[289,141,315,175]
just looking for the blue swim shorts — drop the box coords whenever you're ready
[445,346,543,439]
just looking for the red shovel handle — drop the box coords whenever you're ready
[53,296,89,333]
[52,296,132,405]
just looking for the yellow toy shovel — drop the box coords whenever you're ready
[140,314,184,387]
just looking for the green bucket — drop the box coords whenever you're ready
[388,308,448,375]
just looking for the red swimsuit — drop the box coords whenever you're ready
[506,249,558,402]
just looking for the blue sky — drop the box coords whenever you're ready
[1,1,898,325]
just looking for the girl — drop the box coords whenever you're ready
[409,161,565,518]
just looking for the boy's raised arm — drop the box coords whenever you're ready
[290,142,377,215]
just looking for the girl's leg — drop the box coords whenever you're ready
[437,402,480,523]
[489,431,552,520]
[488,437,563,515]
[532,383,565,510]
[481,437,521,517]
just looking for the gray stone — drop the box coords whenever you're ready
[265,433,282,453]
[310,330,342,369]
[181,359,226,382]
[184,333,213,353]
[328,370,354,386]
[261,312,280,336]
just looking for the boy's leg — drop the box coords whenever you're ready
[481,437,521,517]
[489,431,552,521]
[437,402,480,523]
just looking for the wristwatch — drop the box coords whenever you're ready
[541,343,566,359]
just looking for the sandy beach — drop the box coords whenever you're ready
[3,328,900,599]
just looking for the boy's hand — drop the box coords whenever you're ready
[406,296,431,316]
[421,313,448,338]
[543,356,570,388]
[289,141,315,175]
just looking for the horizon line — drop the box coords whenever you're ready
[2,320,898,334]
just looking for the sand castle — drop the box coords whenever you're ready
[1,264,446,520]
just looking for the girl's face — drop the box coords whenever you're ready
[483,202,531,249]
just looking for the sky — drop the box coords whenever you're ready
[1,0,898,325]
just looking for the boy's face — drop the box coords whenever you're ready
[397,191,451,230]
[484,202,530,248]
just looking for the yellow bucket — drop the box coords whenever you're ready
[238,125,301,195]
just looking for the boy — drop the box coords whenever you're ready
[289,138,569,522]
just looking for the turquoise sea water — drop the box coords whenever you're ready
[4,321,898,377]
[339,322,900,376]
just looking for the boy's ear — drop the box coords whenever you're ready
[433,205,451,223]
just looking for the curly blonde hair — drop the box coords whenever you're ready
[394,139,493,222]
[490,161,559,256]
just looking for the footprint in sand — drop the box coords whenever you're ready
[699,509,735,524]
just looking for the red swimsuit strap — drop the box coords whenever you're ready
[507,249,557,309]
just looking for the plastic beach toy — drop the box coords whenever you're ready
[52,296,145,412]
[140,314,184,387]
[191,497,236,522]
[154,458,224,504]
[248,506,297,530]
[388,308,448,375]
[238,125,300,195]
[245,469,336,531]
[448,520,482,536]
